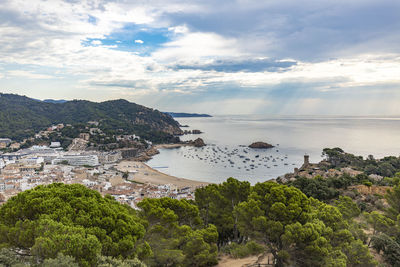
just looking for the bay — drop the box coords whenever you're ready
[147,115,400,184]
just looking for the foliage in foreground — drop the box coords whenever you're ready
[6,174,400,266]
[0,183,148,266]
[0,184,219,267]
[195,178,376,267]
[137,198,218,267]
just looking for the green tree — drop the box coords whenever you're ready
[0,248,26,267]
[0,184,146,266]
[385,184,400,220]
[289,176,339,201]
[342,239,376,267]
[364,211,395,237]
[370,233,400,266]
[97,255,146,267]
[334,196,361,220]
[41,253,79,267]
[195,178,250,245]
[235,182,328,266]
[234,182,374,267]
[138,198,218,267]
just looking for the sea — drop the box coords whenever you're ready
[147,115,400,184]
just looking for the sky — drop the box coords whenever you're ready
[0,0,400,115]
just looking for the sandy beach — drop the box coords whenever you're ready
[116,160,209,189]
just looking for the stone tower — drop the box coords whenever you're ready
[304,154,310,166]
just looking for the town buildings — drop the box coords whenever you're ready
[0,144,196,208]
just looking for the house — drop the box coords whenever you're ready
[50,142,61,148]
[79,133,90,141]
[0,138,12,146]
[10,143,20,150]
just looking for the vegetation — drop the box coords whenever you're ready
[0,184,146,266]
[137,198,218,267]
[195,178,250,246]
[2,146,400,266]
[323,147,400,177]
[279,148,400,266]
[0,93,181,143]
[165,112,212,118]
[0,184,218,267]
[234,183,375,266]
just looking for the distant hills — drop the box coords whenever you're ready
[0,93,182,143]
[165,112,212,118]
[42,99,68,104]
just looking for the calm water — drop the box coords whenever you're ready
[147,116,400,184]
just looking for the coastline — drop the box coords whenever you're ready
[117,140,210,189]
[116,160,209,189]
[154,143,189,149]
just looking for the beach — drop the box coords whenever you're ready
[147,116,400,184]
[116,160,209,189]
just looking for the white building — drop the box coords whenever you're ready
[52,154,99,166]
[50,142,61,148]
[19,157,44,165]
[82,179,97,187]
[0,181,5,191]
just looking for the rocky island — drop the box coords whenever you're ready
[191,137,206,147]
[248,141,275,149]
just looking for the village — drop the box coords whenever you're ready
[0,126,200,209]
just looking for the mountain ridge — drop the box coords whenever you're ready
[0,93,182,143]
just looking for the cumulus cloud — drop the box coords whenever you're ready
[134,39,144,44]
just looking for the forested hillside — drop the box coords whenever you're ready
[0,93,182,143]
[2,176,399,266]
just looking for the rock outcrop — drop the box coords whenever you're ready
[192,138,206,147]
[183,129,203,134]
[249,141,274,149]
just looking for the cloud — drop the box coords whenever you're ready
[0,0,399,115]
[172,58,297,73]
[168,25,189,34]
[91,40,102,45]
[7,70,55,79]
[152,32,239,63]
[165,0,400,60]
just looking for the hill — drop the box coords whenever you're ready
[42,99,68,104]
[0,93,182,143]
[165,112,212,118]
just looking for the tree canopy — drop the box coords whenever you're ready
[137,198,218,267]
[0,183,146,266]
[0,178,385,266]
